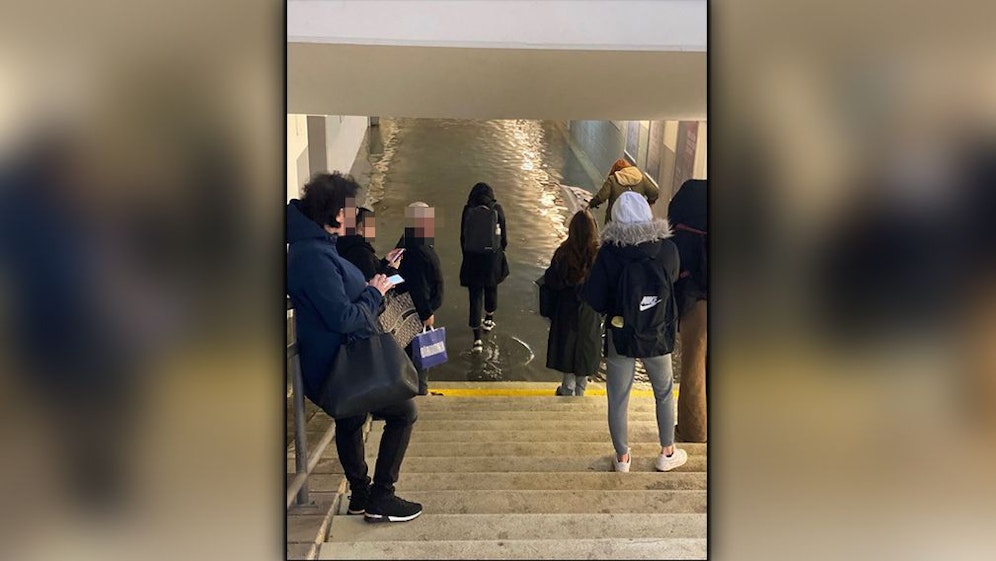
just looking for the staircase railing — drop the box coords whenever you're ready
[287,298,336,508]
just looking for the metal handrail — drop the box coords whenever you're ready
[286,302,337,509]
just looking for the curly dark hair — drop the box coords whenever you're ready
[298,171,359,229]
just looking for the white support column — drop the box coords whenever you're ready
[693,121,707,179]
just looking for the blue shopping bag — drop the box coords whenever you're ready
[411,327,448,370]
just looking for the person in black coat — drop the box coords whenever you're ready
[287,172,422,523]
[395,202,444,395]
[337,207,404,281]
[545,209,603,396]
[668,179,708,443]
[583,191,688,473]
[459,182,509,352]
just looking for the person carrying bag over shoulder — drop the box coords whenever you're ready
[583,191,687,474]
[460,182,509,354]
[286,172,423,524]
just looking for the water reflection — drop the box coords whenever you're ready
[361,118,597,383]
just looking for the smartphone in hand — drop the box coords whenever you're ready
[386,274,405,285]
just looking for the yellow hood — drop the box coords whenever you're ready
[614,166,644,186]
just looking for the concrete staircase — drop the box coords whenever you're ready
[316,384,707,559]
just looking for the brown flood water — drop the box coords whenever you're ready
[357,118,601,383]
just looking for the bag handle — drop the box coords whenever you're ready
[343,304,384,344]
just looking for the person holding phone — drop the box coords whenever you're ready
[337,206,404,281]
[395,202,444,395]
[287,172,423,523]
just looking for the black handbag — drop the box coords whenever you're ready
[536,272,557,319]
[317,309,419,419]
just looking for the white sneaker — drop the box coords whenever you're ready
[612,449,631,473]
[655,448,688,472]
[482,318,496,332]
[472,340,483,353]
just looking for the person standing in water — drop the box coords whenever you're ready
[459,182,509,353]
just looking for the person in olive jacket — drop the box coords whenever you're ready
[588,159,660,224]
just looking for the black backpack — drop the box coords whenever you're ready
[610,246,677,358]
[462,204,501,254]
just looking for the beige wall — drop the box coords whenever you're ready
[287,115,308,201]
[289,43,705,121]
[287,114,367,202]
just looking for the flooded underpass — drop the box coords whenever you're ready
[347,118,674,384]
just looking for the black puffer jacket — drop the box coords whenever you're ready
[583,218,679,357]
[459,183,509,287]
[667,179,707,316]
[395,234,444,322]
[336,234,396,282]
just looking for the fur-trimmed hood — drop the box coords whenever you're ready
[601,218,672,247]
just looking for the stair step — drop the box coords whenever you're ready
[327,513,705,542]
[379,429,666,443]
[380,419,669,432]
[319,537,706,559]
[412,396,665,411]
[350,490,707,515]
[393,471,706,491]
[304,455,706,474]
[312,440,706,459]
[415,410,665,421]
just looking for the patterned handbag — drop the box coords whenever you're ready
[378,290,424,348]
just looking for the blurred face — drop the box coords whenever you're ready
[359,217,375,241]
[405,206,435,238]
[340,198,358,233]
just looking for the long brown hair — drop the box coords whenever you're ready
[555,209,599,285]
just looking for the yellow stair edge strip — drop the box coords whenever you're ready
[423,388,676,399]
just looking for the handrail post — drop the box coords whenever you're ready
[291,350,309,506]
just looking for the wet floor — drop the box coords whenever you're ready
[356,118,601,383]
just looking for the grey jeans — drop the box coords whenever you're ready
[557,373,588,396]
[605,337,675,457]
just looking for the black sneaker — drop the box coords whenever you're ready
[346,488,369,515]
[363,493,423,523]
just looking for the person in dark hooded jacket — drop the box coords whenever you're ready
[286,171,423,523]
[459,182,509,352]
[394,201,444,395]
[336,207,404,281]
[668,179,708,443]
[583,191,688,474]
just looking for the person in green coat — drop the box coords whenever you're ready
[544,209,604,396]
[588,159,660,224]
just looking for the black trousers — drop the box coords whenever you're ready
[468,285,498,328]
[333,398,418,498]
